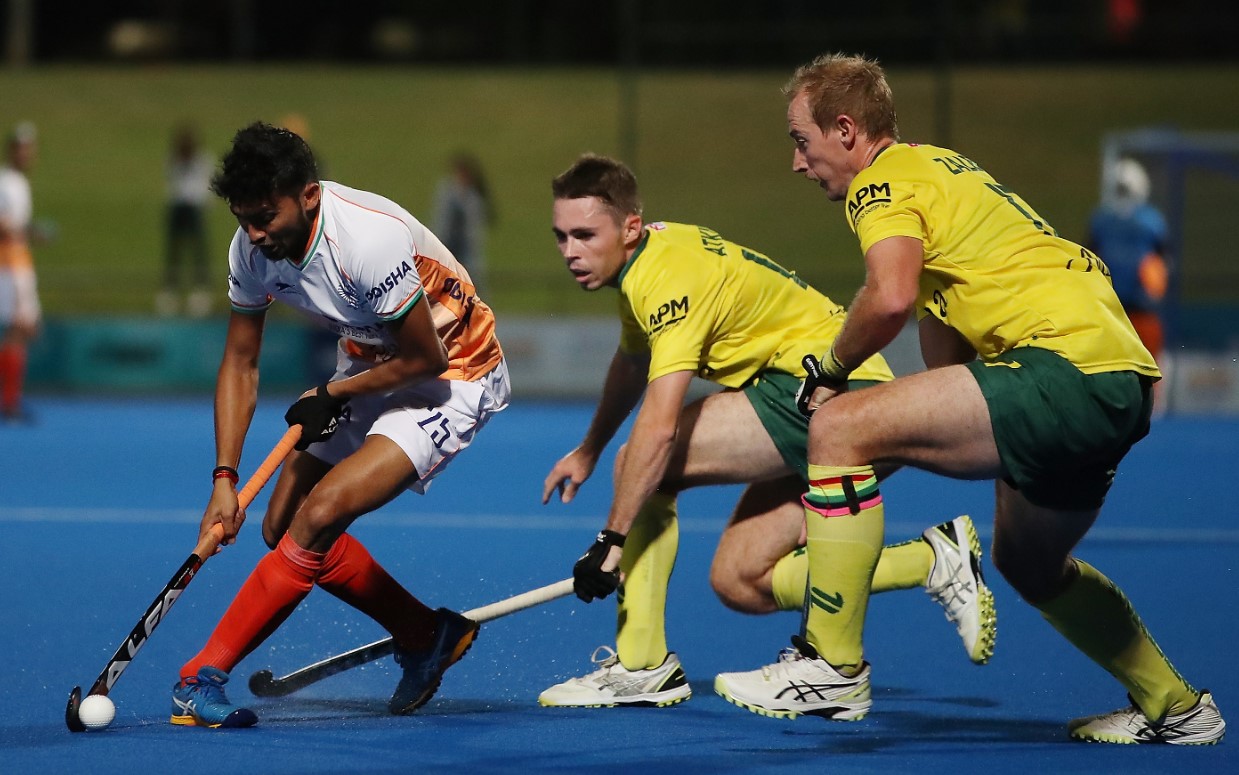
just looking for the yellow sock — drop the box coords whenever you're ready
[616,492,678,670]
[771,536,931,611]
[1037,559,1197,718]
[802,464,884,670]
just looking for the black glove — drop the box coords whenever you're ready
[795,353,848,418]
[284,384,348,451]
[573,530,626,602]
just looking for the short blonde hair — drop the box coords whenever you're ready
[783,53,899,141]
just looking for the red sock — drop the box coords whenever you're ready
[317,532,436,652]
[0,343,23,414]
[180,534,323,679]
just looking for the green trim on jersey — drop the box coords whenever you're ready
[292,202,327,270]
[966,346,1153,510]
[379,287,424,322]
[615,229,651,287]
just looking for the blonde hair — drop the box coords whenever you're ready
[783,53,899,141]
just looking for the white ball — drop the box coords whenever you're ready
[78,694,116,731]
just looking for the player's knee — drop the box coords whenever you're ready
[991,541,1070,605]
[709,566,764,613]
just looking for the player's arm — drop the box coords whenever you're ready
[572,368,692,602]
[801,236,923,412]
[325,294,447,399]
[543,348,650,504]
[919,315,977,368]
[283,294,448,451]
[202,309,266,547]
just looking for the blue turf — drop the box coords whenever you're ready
[1,398,1236,773]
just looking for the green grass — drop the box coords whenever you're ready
[7,63,1239,319]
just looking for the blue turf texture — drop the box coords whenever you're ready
[1,398,1236,773]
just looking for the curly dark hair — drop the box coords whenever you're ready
[211,121,318,204]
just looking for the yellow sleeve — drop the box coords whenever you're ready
[627,262,723,382]
[848,177,927,255]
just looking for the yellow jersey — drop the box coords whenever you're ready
[846,144,1158,377]
[617,221,893,387]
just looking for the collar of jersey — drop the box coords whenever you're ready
[290,207,325,270]
[616,227,652,287]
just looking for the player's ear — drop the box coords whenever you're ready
[302,181,321,210]
[621,213,643,243]
[836,115,858,148]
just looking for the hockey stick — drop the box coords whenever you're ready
[248,577,574,698]
[65,426,302,732]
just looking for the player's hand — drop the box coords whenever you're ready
[284,384,348,451]
[573,530,625,602]
[795,354,847,417]
[201,484,245,553]
[543,447,597,504]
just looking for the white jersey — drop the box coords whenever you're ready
[227,181,503,382]
[0,167,32,236]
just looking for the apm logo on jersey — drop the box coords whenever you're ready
[846,182,892,227]
[365,260,416,302]
[649,296,689,334]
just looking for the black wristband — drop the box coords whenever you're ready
[598,529,626,548]
[212,465,239,483]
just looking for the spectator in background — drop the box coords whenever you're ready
[433,152,492,294]
[1088,158,1171,410]
[158,123,215,318]
[0,122,41,422]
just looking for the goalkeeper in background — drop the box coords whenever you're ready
[538,153,996,708]
[1088,158,1172,412]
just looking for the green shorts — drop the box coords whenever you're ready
[743,371,883,482]
[966,347,1153,511]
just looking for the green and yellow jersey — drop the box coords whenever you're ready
[616,221,893,387]
[845,143,1158,378]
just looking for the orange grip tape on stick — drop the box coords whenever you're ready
[195,425,303,559]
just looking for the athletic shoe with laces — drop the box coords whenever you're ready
[714,635,871,720]
[389,607,479,715]
[538,646,692,707]
[1069,691,1226,745]
[170,666,258,728]
[922,515,997,665]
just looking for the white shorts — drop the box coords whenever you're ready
[0,266,40,327]
[307,353,511,494]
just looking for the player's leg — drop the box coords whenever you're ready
[995,484,1224,744]
[539,390,784,708]
[717,365,998,719]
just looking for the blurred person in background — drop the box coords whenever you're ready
[158,123,215,318]
[433,152,492,294]
[0,122,41,422]
[1088,158,1171,412]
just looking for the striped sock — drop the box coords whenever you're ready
[801,464,884,671]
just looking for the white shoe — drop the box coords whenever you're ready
[1070,691,1226,745]
[922,515,997,664]
[538,646,691,707]
[714,636,871,721]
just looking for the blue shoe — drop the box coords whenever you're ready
[171,667,258,728]
[389,608,479,715]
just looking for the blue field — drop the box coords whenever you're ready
[1,398,1236,773]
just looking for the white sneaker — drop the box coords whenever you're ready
[1070,692,1226,745]
[714,636,871,721]
[922,515,997,664]
[538,646,691,708]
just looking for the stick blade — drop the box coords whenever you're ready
[64,686,86,733]
[248,669,288,698]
